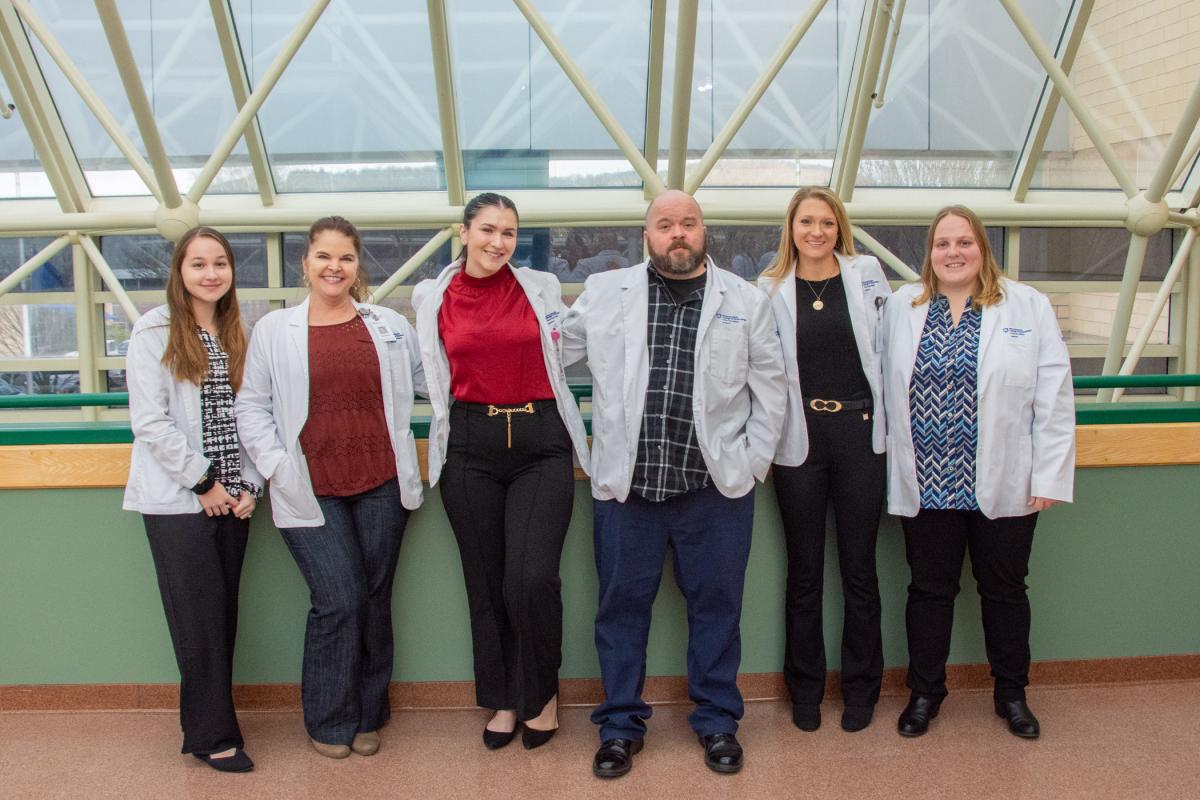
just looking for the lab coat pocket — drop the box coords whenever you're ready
[999,338,1037,389]
[709,326,749,385]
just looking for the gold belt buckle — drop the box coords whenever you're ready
[808,398,843,413]
[487,402,536,448]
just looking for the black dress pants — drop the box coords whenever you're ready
[143,511,249,755]
[901,508,1038,703]
[439,400,575,720]
[772,409,885,708]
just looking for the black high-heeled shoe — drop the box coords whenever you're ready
[521,724,557,750]
[482,724,518,750]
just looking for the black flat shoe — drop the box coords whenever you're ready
[522,725,557,750]
[193,748,254,773]
[995,700,1040,739]
[792,703,821,732]
[698,732,743,774]
[482,725,518,750]
[897,695,941,737]
[593,738,643,779]
[841,705,874,732]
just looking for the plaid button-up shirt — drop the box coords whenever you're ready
[630,266,711,502]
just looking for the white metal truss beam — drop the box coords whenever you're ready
[833,0,894,201]
[186,0,332,204]
[642,0,667,200]
[369,226,454,302]
[93,0,181,208]
[77,233,139,323]
[426,0,464,208]
[0,234,70,297]
[0,1,89,211]
[666,0,698,191]
[1011,0,1095,201]
[851,225,917,280]
[209,0,276,206]
[10,0,158,202]
[683,0,829,194]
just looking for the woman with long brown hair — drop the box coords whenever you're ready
[757,187,891,733]
[123,226,260,772]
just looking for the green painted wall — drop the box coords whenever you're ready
[1,466,1198,685]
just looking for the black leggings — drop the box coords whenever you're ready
[772,408,885,707]
[439,400,575,719]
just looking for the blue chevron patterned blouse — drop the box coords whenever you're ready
[910,295,981,510]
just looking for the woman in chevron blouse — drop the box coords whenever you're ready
[880,205,1076,740]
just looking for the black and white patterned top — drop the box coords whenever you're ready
[630,266,711,502]
[198,327,260,498]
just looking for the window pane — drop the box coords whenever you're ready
[0,370,79,395]
[1031,5,1200,191]
[100,233,268,291]
[233,0,443,192]
[523,227,643,285]
[1019,228,1172,281]
[0,73,55,199]
[0,303,76,358]
[859,226,1005,281]
[857,0,1073,188]
[1047,292,1170,346]
[705,226,780,280]
[0,237,74,291]
[451,0,650,189]
[24,0,255,196]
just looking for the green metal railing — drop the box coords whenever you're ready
[2,377,1200,445]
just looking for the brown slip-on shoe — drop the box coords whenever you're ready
[352,730,381,756]
[310,737,351,759]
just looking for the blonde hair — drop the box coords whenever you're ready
[760,186,857,282]
[913,205,1004,309]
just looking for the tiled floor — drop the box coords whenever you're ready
[1,681,1197,800]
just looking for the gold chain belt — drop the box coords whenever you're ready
[487,402,536,448]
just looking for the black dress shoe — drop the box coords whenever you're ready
[841,705,874,732]
[593,738,643,778]
[995,700,1040,739]
[193,748,254,773]
[482,724,518,750]
[522,725,557,750]
[792,703,821,732]
[897,695,941,737]
[698,732,743,774]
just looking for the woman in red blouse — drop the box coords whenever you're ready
[413,193,590,750]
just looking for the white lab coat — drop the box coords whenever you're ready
[560,259,787,502]
[882,279,1076,519]
[235,298,426,528]
[123,305,263,515]
[411,261,590,485]
[757,252,892,465]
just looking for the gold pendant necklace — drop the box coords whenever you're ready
[801,275,834,311]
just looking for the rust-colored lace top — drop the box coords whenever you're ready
[300,315,397,497]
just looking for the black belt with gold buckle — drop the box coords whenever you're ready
[805,397,872,414]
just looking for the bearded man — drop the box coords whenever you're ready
[560,190,787,778]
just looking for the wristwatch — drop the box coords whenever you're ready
[191,470,216,495]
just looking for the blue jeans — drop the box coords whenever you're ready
[279,479,409,745]
[590,483,755,742]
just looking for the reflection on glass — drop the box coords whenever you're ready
[705,226,780,279]
[233,0,442,192]
[451,0,649,189]
[857,0,1072,188]
[0,237,74,291]
[0,370,79,394]
[100,233,268,291]
[0,304,75,358]
[24,0,255,196]
[0,73,54,199]
[1031,6,1200,191]
[1018,228,1172,281]
[1046,292,1170,346]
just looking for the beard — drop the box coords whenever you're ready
[648,237,708,276]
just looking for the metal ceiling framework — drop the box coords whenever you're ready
[0,0,1198,409]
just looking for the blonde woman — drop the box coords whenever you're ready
[757,187,890,733]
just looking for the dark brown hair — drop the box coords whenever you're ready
[162,227,247,391]
[306,216,369,301]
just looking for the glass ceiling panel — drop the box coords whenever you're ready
[856,0,1073,189]
[449,0,650,189]
[232,0,443,193]
[687,0,861,188]
[0,73,54,198]
[1031,1,1200,192]
[24,0,254,197]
